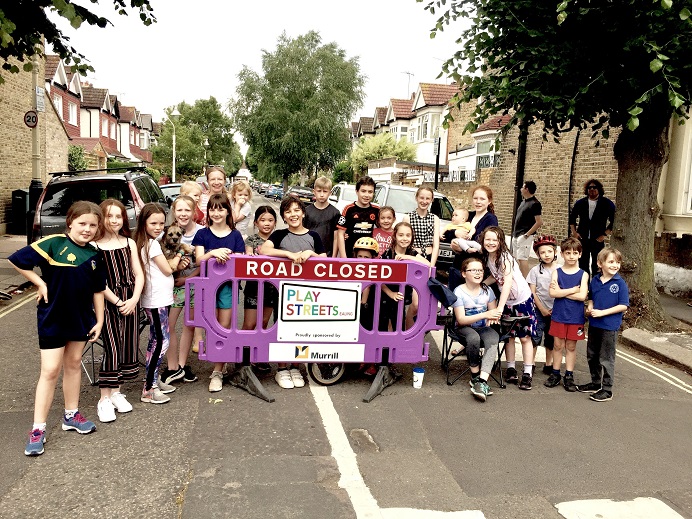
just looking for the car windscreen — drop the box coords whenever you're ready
[342,186,357,202]
[383,188,418,214]
[41,179,134,216]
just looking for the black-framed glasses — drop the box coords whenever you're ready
[465,269,484,273]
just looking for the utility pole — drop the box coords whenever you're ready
[401,71,414,97]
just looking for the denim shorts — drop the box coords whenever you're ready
[532,311,554,349]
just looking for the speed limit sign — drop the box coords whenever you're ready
[24,110,38,128]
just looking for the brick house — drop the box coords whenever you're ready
[385,96,415,143]
[45,55,82,139]
[80,85,126,161]
[372,107,388,134]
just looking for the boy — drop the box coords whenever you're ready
[304,176,341,257]
[353,237,379,333]
[262,197,326,389]
[337,176,379,258]
[546,237,589,392]
[577,247,629,402]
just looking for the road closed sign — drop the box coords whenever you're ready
[24,111,38,128]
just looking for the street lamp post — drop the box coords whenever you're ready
[169,108,181,182]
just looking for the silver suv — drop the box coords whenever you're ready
[372,182,455,271]
[32,168,168,241]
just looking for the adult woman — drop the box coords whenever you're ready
[449,185,499,287]
[199,166,228,223]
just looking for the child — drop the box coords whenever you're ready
[353,237,380,333]
[180,180,205,226]
[243,206,279,331]
[263,197,326,388]
[337,175,379,258]
[577,247,629,401]
[441,208,481,253]
[136,203,189,404]
[230,180,252,240]
[304,176,341,257]
[161,196,203,386]
[480,226,537,390]
[403,186,441,266]
[373,206,395,257]
[94,199,144,423]
[546,237,589,391]
[380,222,431,331]
[526,235,558,375]
[452,257,502,402]
[10,201,106,456]
[193,193,246,393]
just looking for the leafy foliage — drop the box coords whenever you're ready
[0,1,155,83]
[230,31,365,182]
[152,97,242,177]
[67,144,89,171]
[333,161,353,184]
[349,133,417,174]
[421,0,692,140]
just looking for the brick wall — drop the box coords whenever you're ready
[655,232,692,268]
[0,57,68,234]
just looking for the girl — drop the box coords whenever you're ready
[373,205,395,257]
[404,187,440,266]
[10,201,106,456]
[243,206,279,331]
[161,196,203,386]
[180,180,205,226]
[526,235,558,375]
[380,222,431,331]
[230,180,253,240]
[192,193,246,393]
[94,199,144,423]
[480,226,537,390]
[452,258,502,402]
[263,197,326,389]
[135,203,189,404]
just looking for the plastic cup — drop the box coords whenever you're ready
[413,367,425,389]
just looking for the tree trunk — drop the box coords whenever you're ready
[612,116,670,330]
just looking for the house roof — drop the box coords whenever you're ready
[45,55,61,81]
[388,98,415,121]
[350,121,359,137]
[358,117,374,135]
[119,105,137,123]
[70,137,104,154]
[417,83,459,108]
[152,122,162,135]
[374,107,387,127]
[81,86,109,109]
[140,114,153,131]
[101,142,128,160]
[473,114,512,133]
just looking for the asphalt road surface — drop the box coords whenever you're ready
[1,192,691,519]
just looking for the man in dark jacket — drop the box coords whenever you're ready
[569,179,616,276]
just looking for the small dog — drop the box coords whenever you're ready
[162,224,194,260]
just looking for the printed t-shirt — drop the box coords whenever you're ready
[452,284,496,328]
[337,203,379,258]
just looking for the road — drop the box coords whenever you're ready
[1,194,691,518]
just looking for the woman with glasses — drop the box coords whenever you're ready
[569,179,616,276]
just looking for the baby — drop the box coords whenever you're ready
[441,208,481,253]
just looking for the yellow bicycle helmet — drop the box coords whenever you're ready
[353,236,379,256]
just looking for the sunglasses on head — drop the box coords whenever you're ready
[588,185,598,189]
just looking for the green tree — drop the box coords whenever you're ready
[423,0,692,329]
[0,1,155,83]
[230,31,365,188]
[67,144,89,171]
[333,161,353,184]
[350,133,417,175]
[152,97,242,177]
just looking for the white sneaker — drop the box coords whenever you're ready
[97,397,116,423]
[141,387,170,404]
[157,380,177,394]
[275,369,294,389]
[110,392,133,413]
[289,368,305,388]
[208,371,223,392]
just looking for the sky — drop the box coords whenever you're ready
[52,0,464,147]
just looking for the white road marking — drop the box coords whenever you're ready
[0,292,35,319]
[556,497,685,518]
[309,383,486,518]
[616,349,692,394]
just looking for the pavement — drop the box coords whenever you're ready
[1,232,691,375]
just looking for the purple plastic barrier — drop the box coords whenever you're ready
[185,256,441,365]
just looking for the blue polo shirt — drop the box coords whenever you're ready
[589,273,629,331]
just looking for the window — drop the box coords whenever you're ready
[476,140,500,169]
[130,129,135,145]
[101,117,108,137]
[400,126,408,134]
[417,114,430,141]
[135,131,139,147]
[110,122,115,140]
[68,102,77,125]
[53,95,63,120]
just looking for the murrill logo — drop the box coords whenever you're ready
[295,346,310,359]
[293,346,339,360]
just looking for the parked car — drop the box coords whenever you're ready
[265,185,284,200]
[159,182,182,204]
[286,186,315,204]
[329,182,358,214]
[32,168,168,242]
[258,182,270,195]
[372,182,456,271]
